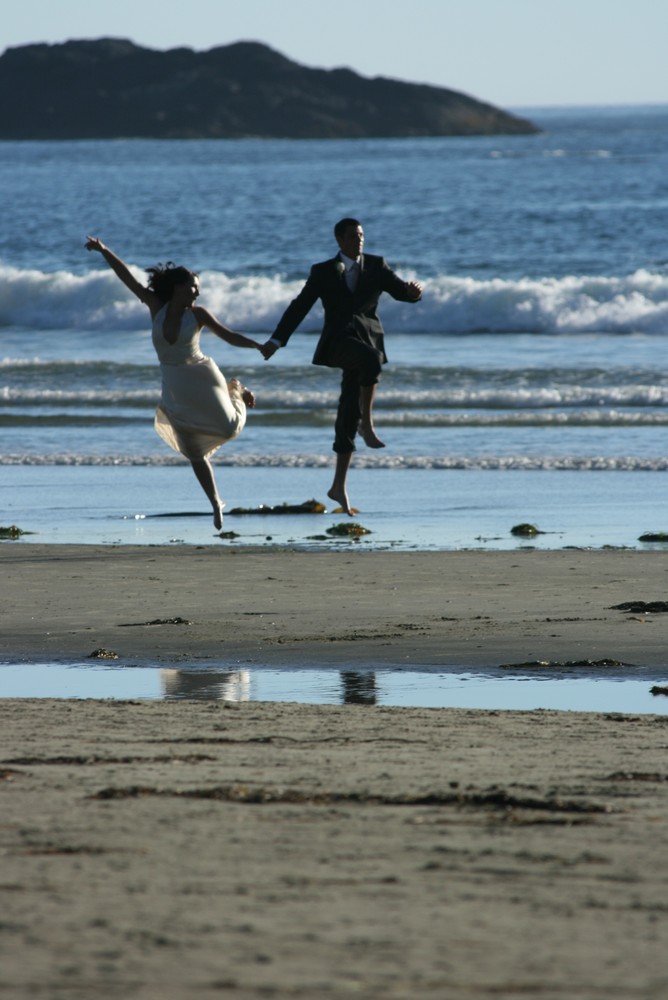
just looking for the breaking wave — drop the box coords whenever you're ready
[1,264,667,334]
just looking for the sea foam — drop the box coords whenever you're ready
[3,451,668,471]
[1,265,667,335]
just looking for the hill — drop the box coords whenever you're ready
[0,38,539,139]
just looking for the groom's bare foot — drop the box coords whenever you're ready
[328,487,354,517]
[359,424,385,449]
[213,501,225,531]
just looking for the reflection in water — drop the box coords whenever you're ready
[159,668,378,705]
[160,669,250,701]
[0,662,666,712]
[340,671,377,705]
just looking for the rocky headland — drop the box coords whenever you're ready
[0,37,539,139]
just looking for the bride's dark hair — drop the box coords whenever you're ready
[146,262,197,303]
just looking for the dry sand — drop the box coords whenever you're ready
[1,545,668,998]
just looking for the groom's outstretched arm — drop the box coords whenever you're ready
[261,268,321,360]
[378,258,423,302]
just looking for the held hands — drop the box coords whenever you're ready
[243,339,269,356]
[260,340,279,361]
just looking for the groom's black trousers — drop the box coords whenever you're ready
[327,336,383,453]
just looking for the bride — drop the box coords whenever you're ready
[85,236,264,529]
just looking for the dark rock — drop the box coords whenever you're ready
[326,522,371,536]
[610,601,668,614]
[119,617,193,627]
[510,523,542,537]
[0,524,30,539]
[228,499,326,515]
[0,38,540,140]
[499,658,632,670]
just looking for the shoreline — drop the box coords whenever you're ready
[5,464,668,554]
[3,544,668,672]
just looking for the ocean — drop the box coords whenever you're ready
[2,104,668,551]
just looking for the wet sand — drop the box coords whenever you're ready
[2,545,668,997]
[1,698,667,999]
[3,544,668,669]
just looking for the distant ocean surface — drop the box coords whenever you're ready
[2,105,668,549]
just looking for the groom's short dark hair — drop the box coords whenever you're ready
[334,217,362,239]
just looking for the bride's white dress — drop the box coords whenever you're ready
[151,304,246,460]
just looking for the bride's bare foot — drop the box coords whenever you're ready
[359,423,385,449]
[213,501,225,531]
[328,486,354,517]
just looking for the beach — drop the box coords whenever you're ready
[1,694,667,999]
[3,544,668,1000]
[2,105,668,997]
[4,544,668,670]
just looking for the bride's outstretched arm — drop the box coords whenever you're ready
[84,236,160,310]
[195,306,264,354]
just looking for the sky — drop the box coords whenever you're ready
[2,0,667,108]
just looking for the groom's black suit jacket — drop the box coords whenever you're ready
[272,253,417,368]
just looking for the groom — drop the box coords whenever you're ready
[261,218,422,515]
